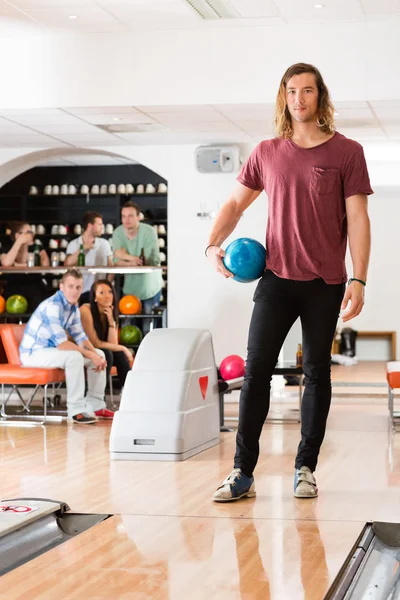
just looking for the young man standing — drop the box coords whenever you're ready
[207,63,373,501]
[20,269,113,424]
[65,211,113,305]
[112,201,162,314]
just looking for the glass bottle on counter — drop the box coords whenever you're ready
[296,343,303,368]
[139,247,146,266]
[34,242,41,267]
[78,244,85,267]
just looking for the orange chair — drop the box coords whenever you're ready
[0,324,65,422]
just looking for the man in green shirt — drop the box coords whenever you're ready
[112,201,163,314]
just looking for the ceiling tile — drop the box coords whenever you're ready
[114,131,252,145]
[12,0,96,7]
[228,0,281,18]
[55,133,126,146]
[0,108,66,116]
[361,0,400,14]
[339,126,388,139]
[369,100,400,108]
[78,113,157,125]
[30,123,103,134]
[0,9,40,32]
[23,7,121,26]
[6,114,87,126]
[156,121,242,132]
[274,0,364,14]
[333,101,370,109]
[135,105,222,115]
[97,1,198,24]
[334,107,377,120]
[0,138,70,147]
[0,119,37,134]
[151,111,228,125]
[64,106,142,115]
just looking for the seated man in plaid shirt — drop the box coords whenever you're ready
[19,268,113,424]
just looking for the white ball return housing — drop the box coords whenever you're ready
[109,328,220,461]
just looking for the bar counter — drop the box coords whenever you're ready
[0,266,167,275]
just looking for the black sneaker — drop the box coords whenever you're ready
[70,412,97,425]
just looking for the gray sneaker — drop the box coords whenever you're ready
[213,468,256,502]
[294,466,318,498]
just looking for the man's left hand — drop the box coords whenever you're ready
[341,282,365,323]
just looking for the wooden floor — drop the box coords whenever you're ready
[0,362,398,599]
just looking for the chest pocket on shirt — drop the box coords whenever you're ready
[310,167,339,195]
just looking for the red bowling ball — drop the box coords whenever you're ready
[220,355,245,381]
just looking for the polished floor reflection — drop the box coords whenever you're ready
[0,402,398,599]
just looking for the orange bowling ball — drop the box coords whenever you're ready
[0,296,5,314]
[119,295,142,315]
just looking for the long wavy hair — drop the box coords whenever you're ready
[274,63,336,139]
[89,279,119,341]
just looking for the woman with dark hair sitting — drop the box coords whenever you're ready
[80,279,133,390]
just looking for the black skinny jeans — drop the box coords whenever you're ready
[234,270,345,477]
[102,348,131,388]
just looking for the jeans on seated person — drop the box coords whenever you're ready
[20,347,107,418]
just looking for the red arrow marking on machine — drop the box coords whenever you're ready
[199,376,208,400]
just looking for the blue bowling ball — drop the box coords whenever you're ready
[223,238,266,283]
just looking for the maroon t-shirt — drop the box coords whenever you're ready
[237,131,373,284]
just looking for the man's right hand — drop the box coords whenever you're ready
[91,353,107,372]
[207,246,234,279]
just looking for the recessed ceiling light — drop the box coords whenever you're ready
[314,4,324,7]
[69,15,78,19]
[113,117,122,121]
[334,111,340,116]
